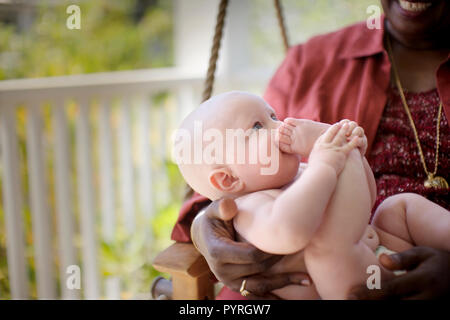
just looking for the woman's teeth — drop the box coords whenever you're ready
[399,0,432,12]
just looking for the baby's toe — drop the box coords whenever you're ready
[284,117,298,126]
[278,122,295,137]
[279,142,292,154]
[278,132,292,144]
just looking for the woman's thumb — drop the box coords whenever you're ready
[218,198,238,221]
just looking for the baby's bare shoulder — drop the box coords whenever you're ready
[235,189,282,211]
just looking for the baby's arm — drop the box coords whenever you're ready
[234,123,362,255]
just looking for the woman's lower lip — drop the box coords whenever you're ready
[396,0,433,18]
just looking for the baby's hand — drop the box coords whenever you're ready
[338,119,368,156]
[308,122,363,175]
[276,118,329,157]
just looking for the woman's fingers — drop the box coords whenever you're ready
[349,247,450,299]
[218,255,284,284]
[383,246,433,271]
[208,233,278,265]
[348,269,426,300]
[239,272,312,298]
[193,198,282,289]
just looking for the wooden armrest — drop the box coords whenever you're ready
[152,242,214,300]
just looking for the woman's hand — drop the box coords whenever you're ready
[348,246,450,299]
[191,198,312,299]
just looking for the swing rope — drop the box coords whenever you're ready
[201,0,229,102]
[201,0,289,103]
[185,0,289,200]
[274,0,289,53]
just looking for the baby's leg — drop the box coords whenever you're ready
[305,149,391,299]
[373,193,450,252]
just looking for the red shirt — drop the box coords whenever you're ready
[171,16,450,243]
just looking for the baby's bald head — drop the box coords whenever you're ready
[181,91,259,132]
[174,91,296,200]
[175,91,261,199]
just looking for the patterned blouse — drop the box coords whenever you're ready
[368,87,450,212]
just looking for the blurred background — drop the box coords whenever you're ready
[0,0,376,299]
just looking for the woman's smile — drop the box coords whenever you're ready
[398,0,432,13]
[396,0,435,17]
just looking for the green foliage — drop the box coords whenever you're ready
[0,0,173,80]
[0,207,10,299]
[251,0,379,67]
[98,160,183,298]
[0,0,175,299]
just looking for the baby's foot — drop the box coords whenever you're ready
[276,118,329,157]
[276,121,296,154]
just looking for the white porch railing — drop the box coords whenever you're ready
[0,68,204,299]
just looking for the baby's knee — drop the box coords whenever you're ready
[373,193,427,227]
[372,194,408,230]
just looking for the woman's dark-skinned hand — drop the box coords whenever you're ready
[348,246,450,300]
[191,198,312,299]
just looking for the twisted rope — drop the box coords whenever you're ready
[274,0,289,52]
[186,0,288,201]
[201,0,229,102]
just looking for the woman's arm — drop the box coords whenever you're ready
[190,198,312,297]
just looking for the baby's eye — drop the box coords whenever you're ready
[270,114,278,121]
[253,121,263,130]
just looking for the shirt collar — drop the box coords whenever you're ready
[339,15,387,59]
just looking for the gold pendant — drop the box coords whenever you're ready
[424,175,449,189]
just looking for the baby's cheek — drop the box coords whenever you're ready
[233,163,265,189]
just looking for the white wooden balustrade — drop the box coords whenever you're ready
[0,68,203,299]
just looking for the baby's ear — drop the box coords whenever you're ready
[209,167,244,193]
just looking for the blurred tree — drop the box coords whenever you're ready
[0,0,173,80]
[251,0,379,67]
[0,0,174,300]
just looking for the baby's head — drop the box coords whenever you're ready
[174,91,299,200]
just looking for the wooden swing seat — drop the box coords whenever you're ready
[152,242,214,299]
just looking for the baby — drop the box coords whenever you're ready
[174,91,450,299]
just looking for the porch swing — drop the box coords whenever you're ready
[151,0,290,300]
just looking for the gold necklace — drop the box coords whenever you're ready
[386,35,449,190]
